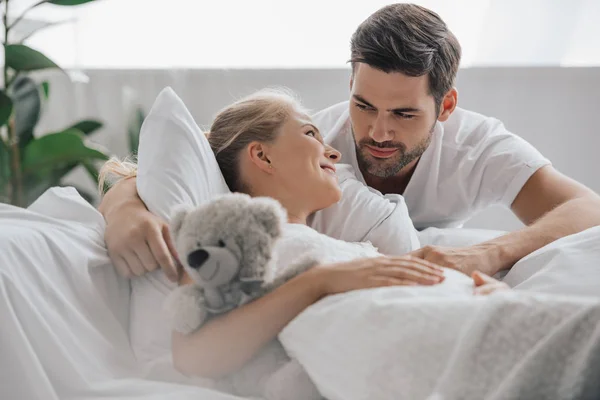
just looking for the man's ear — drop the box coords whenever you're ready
[247,142,274,174]
[437,88,458,122]
[170,207,190,239]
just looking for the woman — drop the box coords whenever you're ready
[100,88,508,385]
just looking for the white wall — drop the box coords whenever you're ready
[37,67,600,230]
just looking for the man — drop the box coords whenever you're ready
[99,3,600,282]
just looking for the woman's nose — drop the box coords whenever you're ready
[325,146,342,163]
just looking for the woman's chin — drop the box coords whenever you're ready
[319,182,342,208]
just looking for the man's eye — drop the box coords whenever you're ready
[395,112,415,120]
[355,103,368,111]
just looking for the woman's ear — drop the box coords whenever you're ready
[247,142,274,174]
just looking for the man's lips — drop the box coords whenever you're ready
[365,145,399,159]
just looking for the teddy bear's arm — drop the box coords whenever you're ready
[164,285,209,335]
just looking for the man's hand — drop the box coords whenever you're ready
[99,178,181,282]
[472,270,510,295]
[408,243,502,276]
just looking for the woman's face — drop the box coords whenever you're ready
[267,109,342,214]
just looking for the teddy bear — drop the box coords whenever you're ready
[163,193,322,400]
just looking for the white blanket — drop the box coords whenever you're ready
[279,226,600,399]
[0,188,243,400]
[2,188,600,399]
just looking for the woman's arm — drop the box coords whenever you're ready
[172,255,445,379]
[172,269,323,379]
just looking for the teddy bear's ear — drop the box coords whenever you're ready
[251,197,286,239]
[170,207,191,239]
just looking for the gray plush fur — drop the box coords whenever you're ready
[163,193,322,400]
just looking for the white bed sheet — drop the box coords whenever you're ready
[0,188,243,400]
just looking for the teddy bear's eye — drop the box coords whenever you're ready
[217,239,226,248]
[196,241,202,248]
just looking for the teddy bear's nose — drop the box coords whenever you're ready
[187,249,209,269]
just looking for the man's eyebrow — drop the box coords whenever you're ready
[352,94,375,108]
[353,94,421,114]
[390,106,421,114]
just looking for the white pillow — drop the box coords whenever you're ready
[136,86,230,221]
[131,87,231,385]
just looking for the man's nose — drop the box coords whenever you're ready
[370,115,394,143]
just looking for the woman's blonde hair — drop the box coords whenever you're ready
[208,88,305,192]
[97,156,138,196]
[98,87,305,195]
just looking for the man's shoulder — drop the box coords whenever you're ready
[441,107,508,151]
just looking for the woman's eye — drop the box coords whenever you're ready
[306,130,316,137]
[217,239,226,248]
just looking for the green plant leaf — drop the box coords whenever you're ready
[0,137,10,200]
[5,44,61,72]
[81,159,99,181]
[128,106,145,154]
[41,81,50,99]
[48,0,98,5]
[10,76,41,149]
[21,129,109,179]
[82,159,109,195]
[0,90,13,127]
[68,120,103,135]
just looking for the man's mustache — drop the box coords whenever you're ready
[358,138,406,151]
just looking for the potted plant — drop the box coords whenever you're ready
[0,0,109,207]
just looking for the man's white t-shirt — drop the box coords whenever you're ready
[310,101,551,231]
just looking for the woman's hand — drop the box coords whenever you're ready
[312,255,446,296]
[99,177,181,282]
[472,270,510,295]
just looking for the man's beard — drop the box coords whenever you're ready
[354,127,434,179]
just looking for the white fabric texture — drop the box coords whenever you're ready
[311,101,551,230]
[309,164,420,256]
[273,223,473,296]
[279,226,600,400]
[131,87,230,380]
[0,188,242,400]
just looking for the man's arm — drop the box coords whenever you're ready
[410,166,600,276]
[99,177,180,281]
[483,165,600,273]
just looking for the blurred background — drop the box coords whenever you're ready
[1,0,599,230]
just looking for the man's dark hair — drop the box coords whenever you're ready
[350,3,461,110]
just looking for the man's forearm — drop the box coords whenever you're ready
[484,196,600,274]
[98,176,143,221]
